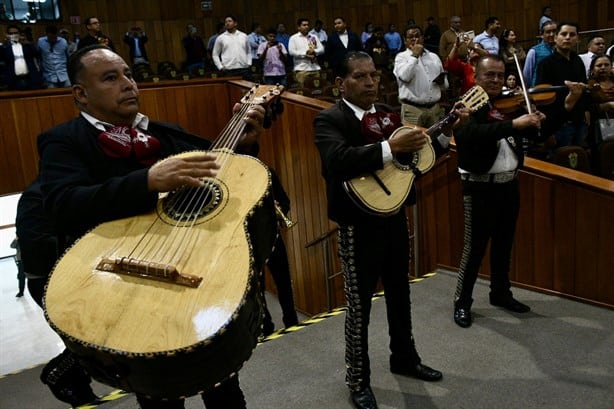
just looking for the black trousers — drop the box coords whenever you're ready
[338,211,420,391]
[136,375,245,408]
[454,179,520,308]
[262,235,299,328]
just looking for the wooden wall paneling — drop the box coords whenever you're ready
[573,190,608,303]
[0,100,21,194]
[596,201,614,305]
[552,183,577,295]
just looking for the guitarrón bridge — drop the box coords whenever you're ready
[96,257,203,288]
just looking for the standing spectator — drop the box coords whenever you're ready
[325,16,362,77]
[212,15,251,79]
[473,16,501,55]
[394,25,448,128]
[206,22,225,71]
[445,37,488,95]
[1,25,44,90]
[538,6,554,36]
[258,27,288,87]
[499,28,526,74]
[248,23,266,69]
[423,16,441,54]
[453,55,546,328]
[123,26,148,66]
[59,29,78,55]
[288,17,324,86]
[183,23,206,73]
[314,51,446,409]
[384,23,402,57]
[523,20,557,87]
[536,22,590,148]
[275,23,292,71]
[308,19,328,47]
[587,55,614,168]
[364,26,389,69]
[439,16,470,61]
[579,35,606,77]
[77,17,115,52]
[38,25,70,88]
[361,22,374,48]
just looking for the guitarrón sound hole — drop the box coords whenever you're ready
[162,183,222,221]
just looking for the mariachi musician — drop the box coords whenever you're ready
[452,54,548,329]
[314,51,465,409]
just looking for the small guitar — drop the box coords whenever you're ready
[44,84,284,399]
[343,85,489,215]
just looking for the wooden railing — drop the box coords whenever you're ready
[2,79,612,315]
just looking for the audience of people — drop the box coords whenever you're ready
[1,12,612,179]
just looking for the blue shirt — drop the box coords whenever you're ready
[37,36,69,83]
[384,31,402,54]
[473,31,499,54]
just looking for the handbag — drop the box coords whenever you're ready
[597,113,614,143]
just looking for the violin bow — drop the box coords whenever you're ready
[513,51,532,114]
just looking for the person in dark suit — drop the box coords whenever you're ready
[1,25,44,90]
[123,26,149,65]
[77,17,116,52]
[452,55,547,328]
[314,51,460,409]
[36,44,268,409]
[325,17,363,77]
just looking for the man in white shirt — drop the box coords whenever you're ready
[212,15,251,79]
[1,25,44,90]
[579,35,605,76]
[394,25,448,128]
[288,17,324,86]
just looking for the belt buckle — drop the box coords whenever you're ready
[492,172,514,183]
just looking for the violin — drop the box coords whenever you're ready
[493,84,568,113]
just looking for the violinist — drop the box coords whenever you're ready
[452,55,547,328]
[536,22,588,149]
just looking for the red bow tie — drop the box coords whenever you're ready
[98,126,160,166]
[361,111,402,143]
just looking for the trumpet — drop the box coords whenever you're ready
[274,200,296,229]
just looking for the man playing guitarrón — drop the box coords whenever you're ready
[37,44,271,409]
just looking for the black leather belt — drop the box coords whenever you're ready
[400,99,439,108]
[460,171,517,184]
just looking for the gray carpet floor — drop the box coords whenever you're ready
[1,270,613,409]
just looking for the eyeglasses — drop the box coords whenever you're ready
[8,31,19,35]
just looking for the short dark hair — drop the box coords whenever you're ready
[484,16,498,29]
[557,21,579,34]
[266,27,277,35]
[338,51,372,78]
[6,24,20,33]
[68,44,110,85]
[85,16,98,26]
[405,24,423,37]
[45,25,58,35]
[297,17,309,26]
